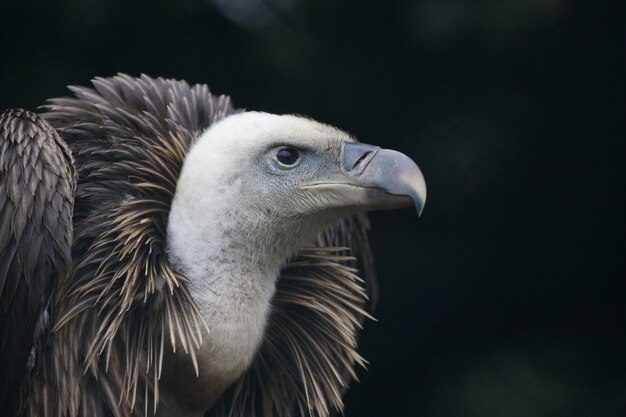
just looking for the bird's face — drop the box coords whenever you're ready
[176,112,426,235]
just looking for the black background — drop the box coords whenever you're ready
[1,1,623,416]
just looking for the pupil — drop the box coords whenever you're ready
[277,148,299,165]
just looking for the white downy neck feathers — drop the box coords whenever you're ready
[163,112,353,416]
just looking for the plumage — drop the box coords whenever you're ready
[0,74,425,417]
[0,109,75,417]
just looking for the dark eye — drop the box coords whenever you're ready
[276,147,300,166]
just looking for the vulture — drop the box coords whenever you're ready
[0,74,426,417]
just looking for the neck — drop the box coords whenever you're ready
[162,198,313,415]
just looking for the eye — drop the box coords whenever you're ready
[275,147,300,167]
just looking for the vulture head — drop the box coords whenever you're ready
[164,111,425,414]
[0,74,425,417]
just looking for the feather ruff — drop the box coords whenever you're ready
[22,74,374,417]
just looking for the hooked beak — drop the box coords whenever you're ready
[340,142,426,216]
[301,141,426,217]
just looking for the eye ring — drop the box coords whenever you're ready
[274,146,301,168]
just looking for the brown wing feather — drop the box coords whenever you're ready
[0,109,74,417]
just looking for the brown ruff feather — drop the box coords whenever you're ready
[21,74,375,417]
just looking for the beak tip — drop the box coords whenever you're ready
[414,194,426,217]
[416,183,426,218]
[408,170,427,218]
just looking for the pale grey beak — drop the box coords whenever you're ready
[341,142,427,216]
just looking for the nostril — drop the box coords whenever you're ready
[352,151,372,171]
[342,142,380,175]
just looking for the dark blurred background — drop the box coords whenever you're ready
[1,0,623,416]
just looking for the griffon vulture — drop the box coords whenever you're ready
[0,74,426,417]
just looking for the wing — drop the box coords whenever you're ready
[210,214,376,417]
[0,109,75,416]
